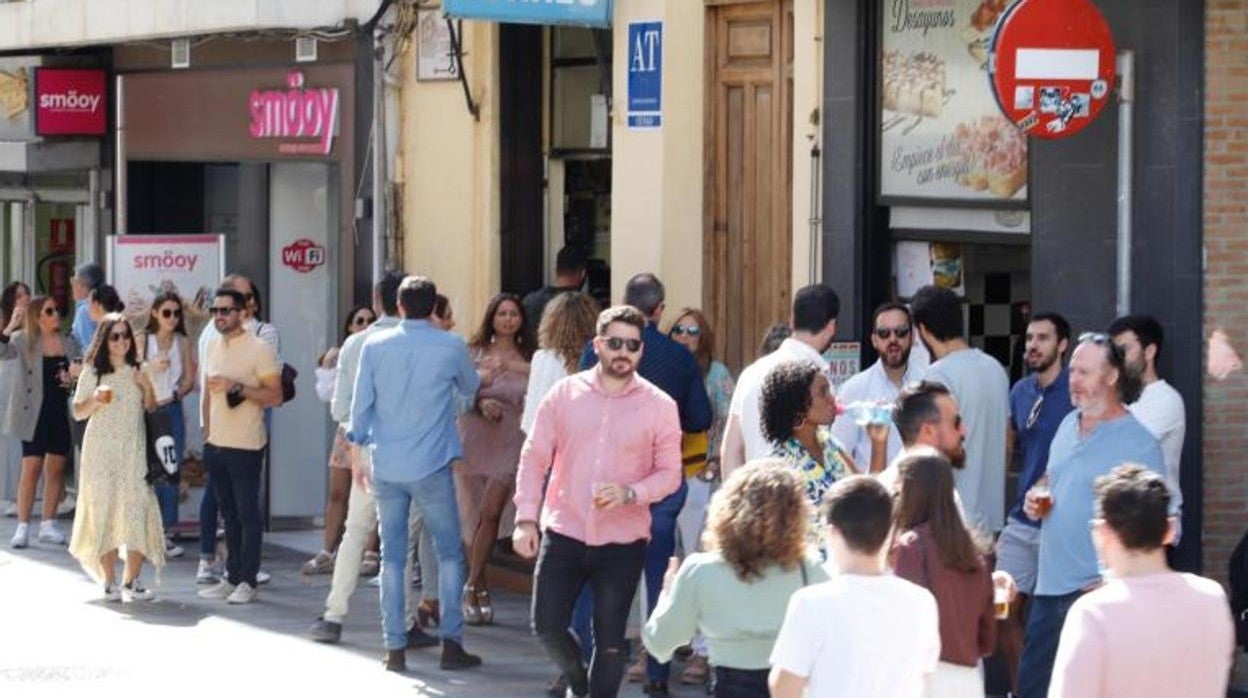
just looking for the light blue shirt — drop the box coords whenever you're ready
[331,315,399,428]
[71,299,95,349]
[347,319,480,483]
[1035,410,1164,596]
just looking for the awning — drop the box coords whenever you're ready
[443,0,612,28]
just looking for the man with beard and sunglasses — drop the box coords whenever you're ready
[995,312,1074,692]
[514,305,682,698]
[831,302,926,473]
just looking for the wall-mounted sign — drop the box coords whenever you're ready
[444,0,612,27]
[879,0,1027,207]
[989,0,1116,139]
[418,10,460,82]
[280,238,327,273]
[626,21,662,129]
[35,68,107,136]
[248,70,340,156]
[823,342,862,390]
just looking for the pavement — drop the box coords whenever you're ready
[0,515,710,698]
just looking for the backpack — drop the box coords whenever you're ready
[1229,526,1248,650]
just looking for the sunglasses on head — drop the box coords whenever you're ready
[1078,332,1126,363]
[671,324,701,337]
[603,336,642,353]
[108,331,132,342]
[160,307,182,319]
[874,326,911,340]
[209,306,239,316]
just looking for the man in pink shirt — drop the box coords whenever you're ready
[1049,464,1234,698]
[513,305,683,698]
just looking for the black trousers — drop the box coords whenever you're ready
[204,444,263,586]
[532,531,646,698]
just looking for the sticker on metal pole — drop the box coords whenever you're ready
[988,0,1116,139]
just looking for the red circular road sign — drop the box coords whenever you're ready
[989,0,1116,139]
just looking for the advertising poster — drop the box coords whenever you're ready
[824,342,862,390]
[880,0,1028,205]
[107,235,225,335]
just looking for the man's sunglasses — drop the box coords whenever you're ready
[1078,332,1126,363]
[603,336,642,353]
[160,308,182,319]
[874,326,911,340]
[209,306,239,316]
[671,324,701,338]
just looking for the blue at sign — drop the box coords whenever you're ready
[443,0,612,28]
[627,21,662,129]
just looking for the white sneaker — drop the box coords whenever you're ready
[226,582,257,604]
[10,522,29,549]
[37,521,66,545]
[165,538,185,558]
[103,583,122,602]
[122,580,156,603]
[3,501,16,517]
[196,559,224,584]
[197,580,236,600]
[257,570,271,586]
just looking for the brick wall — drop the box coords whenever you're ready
[1204,0,1248,588]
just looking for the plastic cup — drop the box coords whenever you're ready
[994,584,1010,620]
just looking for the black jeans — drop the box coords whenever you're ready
[204,444,264,586]
[532,531,646,698]
[712,666,770,698]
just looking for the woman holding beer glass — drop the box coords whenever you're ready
[138,291,197,558]
[0,295,82,549]
[890,450,996,698]
[70,313,165,602]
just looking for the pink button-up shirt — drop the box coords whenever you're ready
[514,368,683,546]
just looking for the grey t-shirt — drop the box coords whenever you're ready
[924,347,1011,531]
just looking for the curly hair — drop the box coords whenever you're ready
[703,459,810,581]
[760,360,820,444]
[539,291,599,373]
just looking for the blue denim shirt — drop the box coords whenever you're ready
[347,319,480,483]
[1008,368,1074,526]
[580,322,712,433]
[1035,411,1163,596]
[71,299,96,349]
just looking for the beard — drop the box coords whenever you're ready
[945,443,967,469]
[1026,349,1059,373]
[881,343,911,370]
[602,357,636,379]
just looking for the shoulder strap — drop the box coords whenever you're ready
[800,559,808,587]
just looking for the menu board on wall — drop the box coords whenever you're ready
[879,0,1028,207]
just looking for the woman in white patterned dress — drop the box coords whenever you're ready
[70,313,165,602]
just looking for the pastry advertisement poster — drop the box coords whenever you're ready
[880,0,1028,205]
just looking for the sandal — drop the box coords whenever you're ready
[476,587,494,625]
[463,585,484,625]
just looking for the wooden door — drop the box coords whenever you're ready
[500,24,545,295]
[704,0,794,373]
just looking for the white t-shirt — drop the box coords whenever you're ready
[729,338,830,460]
[522,348,569,435]
[770,574,940,698]
[1128,380,1186,530]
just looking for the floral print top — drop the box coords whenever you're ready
[705,361,735,461]
[772,426,854,556]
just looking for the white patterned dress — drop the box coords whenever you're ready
[69,365,165,583]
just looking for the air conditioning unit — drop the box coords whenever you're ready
[171,38,190,69]
[295,36,318,63]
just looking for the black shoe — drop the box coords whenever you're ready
[307,617,342,644]
[643,681,670,696]
[439,639,482,670]
[546,674,569,698]
[407,624,440,649]
[383,648,407,672]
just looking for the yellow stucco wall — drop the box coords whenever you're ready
[397,20,499,332]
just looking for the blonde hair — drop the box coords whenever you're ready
[538,292,599,373]
[703,459,810,581]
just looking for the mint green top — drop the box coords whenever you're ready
[642,551,829,670]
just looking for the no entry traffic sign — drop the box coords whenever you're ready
[989,0,1116,139]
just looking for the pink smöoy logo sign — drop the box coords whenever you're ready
[249,70,340,155]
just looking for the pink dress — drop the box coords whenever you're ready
[455,351,528,540]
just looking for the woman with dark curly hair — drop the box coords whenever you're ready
[642,459,827,697]
[760,360,871,554]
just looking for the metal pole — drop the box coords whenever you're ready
[114,75,127,236]
[371,37,388,285]
[1115,50,1134,316]
[809,143,822,284]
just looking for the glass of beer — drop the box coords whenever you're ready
[994,583,1011,620]
[592,482,610,509]
[1031,484,1053,517]
[96,384,114,405]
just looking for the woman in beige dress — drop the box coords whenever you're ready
[70,313,165,602]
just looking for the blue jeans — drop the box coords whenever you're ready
[374,467,466,650]
[1018,590,1085,698]
[645,480,687,684]
[153,400,185,531]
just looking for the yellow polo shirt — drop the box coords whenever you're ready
[203,330,279,451]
